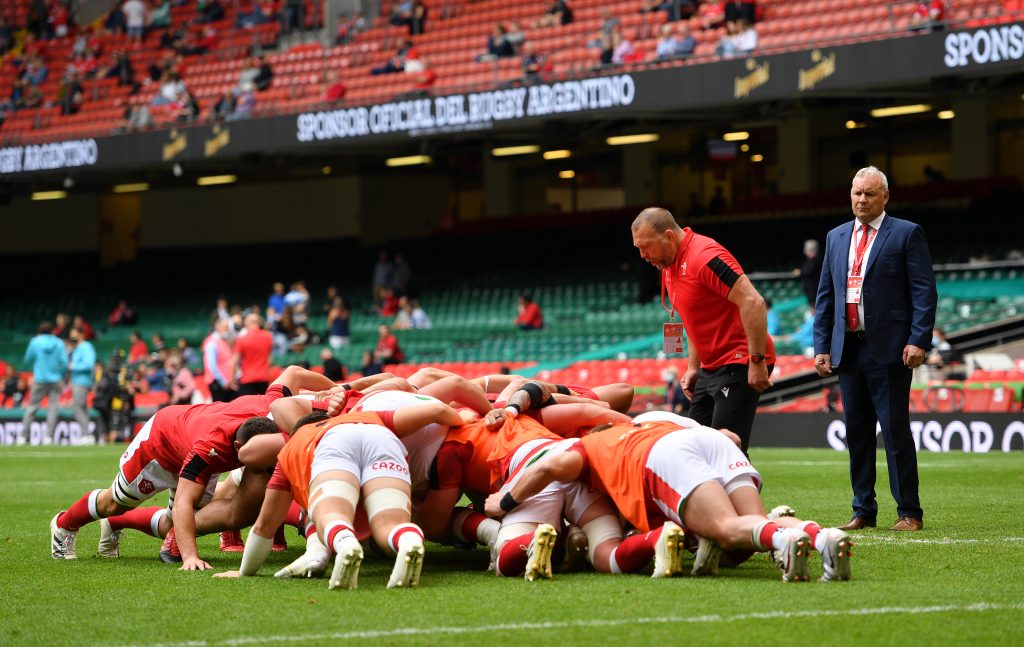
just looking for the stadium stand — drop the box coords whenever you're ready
[2,0,1022,144]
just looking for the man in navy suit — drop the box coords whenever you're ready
[813,166,937,532]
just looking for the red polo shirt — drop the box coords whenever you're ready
[663,228,775,370]
[235,327,273,384]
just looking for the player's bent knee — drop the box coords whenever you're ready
[309,481,359,519]
[581,516,622,566]
[364,488,410,520]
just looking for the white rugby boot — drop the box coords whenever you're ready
[651,521,686,578]
[818,528,853,582]
[50,512,78,560]
[691,535,722,576]
[328,538,364,590]
[523,524,557,582]
[774,528,812,582]
[97,518,121,558]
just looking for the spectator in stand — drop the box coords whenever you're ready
[708,185,727,214]
[211,91,235,120]
[59,71,86,115]
[267,281,286,324]
[183,26,220,55]
[655,23,680,59]
[478,23,516,61]
[372,251,394,296]
[534,0,573,27]
[390,0,413,26]
[227,82,256,121]
[376,287,400,317]
[213,295,232,326]
[0,18,12,55]
[926,328,962,369]
[909,0,945,31]
[663,366,691,415]
[128,331,148,364]
[361,350,383,377]
[327,297,351,349]
[587,9,620,50]
[284,281,311,326]
[794,238,823,305]
[716,18,757,58]
[152,71,185,106]
[122,101,153,131]
[233,313,273,396]
[53,313,71,339]
[165,353,197,405]
[506,22,526,51]
[643,0,697,21]
[48,0,70,38]
[372,42,413,75]
[320,348,345,382]
[238,56,273,93]
[149,0,172,32]
[724,0,756,27]
[786,306,815,356]
[335,11,366,44]
[150,333,166,355]
[108,300,136,327]
[401,55,436,96]
[701,0,725,29]
[123,0,147,41]
[3,364,28,407]
[515,293,544,330]
[392,253,412,296]
[203,318,236,402]
[664,22,696,58]
[176,336,198,366]
[376,324,405,364]
[322,70,346,103]
[28,0,48,38]
[280,0,303,32]
[23,56,49,86]
[393,296,428,330]
[197,0,225,23]
[289,324,311,352]
[72,315,96,341]
[611,29,640,66]
[105,0,127,32]
[18,322,68,445]
[765,299,781,337]
[521,42,548,84]
[175,89,201,123]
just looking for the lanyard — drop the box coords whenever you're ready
[660,230,693,320]
[851,226,877,276]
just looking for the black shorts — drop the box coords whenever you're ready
[687,362,771,454]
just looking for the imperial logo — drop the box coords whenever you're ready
[734,59,770,99]
[943,23,1024,68]
[798,50,836,91]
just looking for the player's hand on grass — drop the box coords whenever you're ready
[180,557,213,571]
[213,570,242,578]
[483,492,506,519]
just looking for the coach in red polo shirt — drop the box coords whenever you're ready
[631,207,774,452]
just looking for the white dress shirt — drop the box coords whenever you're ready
[846,212,885,331]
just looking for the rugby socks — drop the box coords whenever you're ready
[284,501,303,529]
[388,523,424,552]
[303,517,317,539]
[58,489,103,531]
[107,506,166,537]
[752,521,789,552]
[608,528,662,573]
[324,521,357,554]
[452,508,500,547]
[799,522,824,552]
[495,532,533,577]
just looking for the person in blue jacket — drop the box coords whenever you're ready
[68,326,97,444]
[20,322,69,445]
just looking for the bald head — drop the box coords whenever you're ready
[631,208,684,270]
[244,313,262,329]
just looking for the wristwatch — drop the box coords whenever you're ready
[749,353,765,364]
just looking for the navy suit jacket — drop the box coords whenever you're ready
[813,214,937,367]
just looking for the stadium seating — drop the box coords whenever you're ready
[4,0,1022,144]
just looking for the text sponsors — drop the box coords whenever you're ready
[943,23,1024,68]
[826,418,1024,453]
[296,75,636,143]
[0,139,98,174]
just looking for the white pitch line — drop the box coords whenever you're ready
[855,536,1024,546]
[756,460,962,468]
[104,602,1024,647]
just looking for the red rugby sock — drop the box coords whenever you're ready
[108,506,165,537]
[495,532,533,577]
[609,528,662,573]
[58,490,102,531]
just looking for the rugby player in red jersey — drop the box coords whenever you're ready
[49,365,336,570]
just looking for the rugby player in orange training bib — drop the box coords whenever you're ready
[485,420,854,582]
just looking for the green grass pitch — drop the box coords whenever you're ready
[2,445,1023,646]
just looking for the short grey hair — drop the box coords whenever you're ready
[803,239,819,253]
[853,166,888,192]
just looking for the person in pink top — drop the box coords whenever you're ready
[203,319,236,402]
[233,313,274,396]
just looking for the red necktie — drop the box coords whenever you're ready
[846,224,872,331]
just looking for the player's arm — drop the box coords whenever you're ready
[342,372,396,391]
[238,432,287,469]
[272,365,338,394]
[726,274,772,392]
[171,475,211,571]
[408,366,457,389]
[536,403,630,436]
[268,396,317,434]
[484,451,585,518]
[215,487,293,578]
[361,376,415,395]
[391,401,463,437]
[419,375,493,414]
